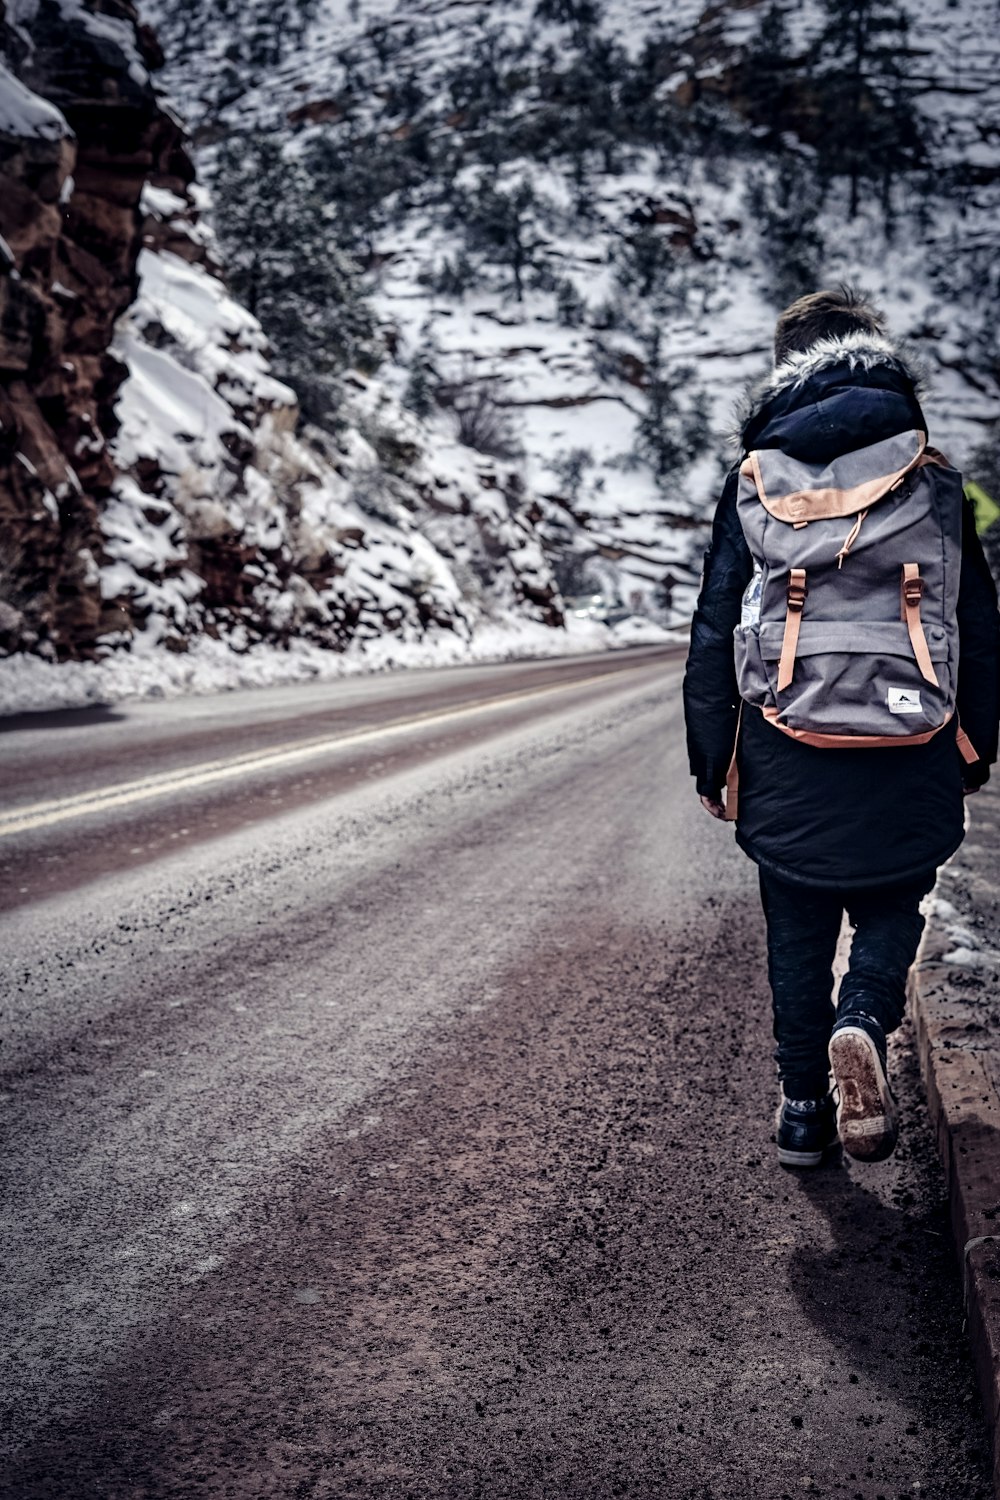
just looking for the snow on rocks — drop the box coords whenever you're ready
[99,182,568,668]
[0,58,70,141]
[923,892,1000,973]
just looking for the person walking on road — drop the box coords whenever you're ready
[684,287,1000,1168]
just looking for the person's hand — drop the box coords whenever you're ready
[700,795,727,820]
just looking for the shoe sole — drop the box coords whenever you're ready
[829,1026,899,1163]
[776,1141,837,1169]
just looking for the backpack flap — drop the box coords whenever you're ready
[741,429,928,523]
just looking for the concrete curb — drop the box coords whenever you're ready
[910,844,1000,1495]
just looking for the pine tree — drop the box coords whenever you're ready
[552,447,594,504]
[555,277,586,326]
[534,0,600,35]
[632,338,709,486]
[304,130,420,265]
[461,178,541,302]
[739,4,802,146]
[811,0,923,217]
[403,328,440,418]
[748,158,825,305]
[621,31,686,157]
[209,133,380,424]
[621,223,674,300]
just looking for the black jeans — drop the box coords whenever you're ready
[758,868,936,1099]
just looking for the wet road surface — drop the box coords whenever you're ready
[0,650,991,1497]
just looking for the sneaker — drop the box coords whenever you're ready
[828,1013,899,1163]
[775,1093,838,1168]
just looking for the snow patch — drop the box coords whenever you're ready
[0,616,679,717]
[0,60,71,141]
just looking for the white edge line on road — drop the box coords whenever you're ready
[0,661,669,837]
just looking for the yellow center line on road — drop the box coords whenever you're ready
[0,660,670,838]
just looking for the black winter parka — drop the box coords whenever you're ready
[683,338,1000,889]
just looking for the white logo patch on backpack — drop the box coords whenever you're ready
[887,687,922,715]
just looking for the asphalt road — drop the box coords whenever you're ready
[0,648,991,1498]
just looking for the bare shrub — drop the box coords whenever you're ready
[438,377,524,460]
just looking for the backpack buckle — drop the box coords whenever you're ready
[786,572,807,612]
[903,576,924,607]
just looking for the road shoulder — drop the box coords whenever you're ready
[912,779,1000,1498]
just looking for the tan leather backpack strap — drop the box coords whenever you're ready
[915,447,951,470]
[724,701,743,822]
[955,719,980,765]
[777,568,807,692]
[900,563,940,688]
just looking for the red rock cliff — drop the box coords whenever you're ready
[0,0,185,658]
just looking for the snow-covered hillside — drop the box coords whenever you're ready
[144,0,1000,563]
[2,0,997,712]
[143,0,763,614]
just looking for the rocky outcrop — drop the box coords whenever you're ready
[106,194,563,654]
[0,0,564,665]
[0,0,182,657]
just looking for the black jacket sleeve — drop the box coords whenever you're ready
[682,469,753,797]
[956,500,1000,787]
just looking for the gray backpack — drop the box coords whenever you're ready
[729,428,977,816]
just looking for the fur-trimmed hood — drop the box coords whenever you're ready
[733,330,928,447]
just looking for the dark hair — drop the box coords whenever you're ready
[773,286,887,366]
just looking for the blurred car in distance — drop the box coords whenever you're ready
[564,593,633,625]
